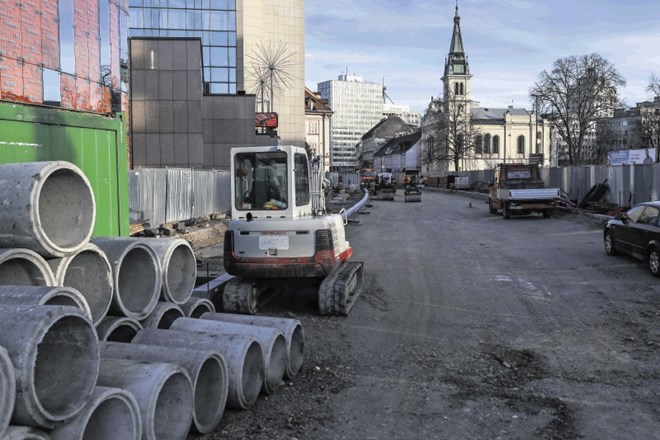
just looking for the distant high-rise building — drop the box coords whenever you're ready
[318,75,384,171]
[383,104,420,127]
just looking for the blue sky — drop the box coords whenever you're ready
[305,0,660,115]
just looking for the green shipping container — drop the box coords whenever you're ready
[0,102,129,237]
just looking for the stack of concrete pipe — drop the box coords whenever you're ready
[0,160,306,438]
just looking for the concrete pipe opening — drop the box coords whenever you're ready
[0,346,16,438]
[0,249,55,286]
[200,312,305,379]
[48,243,113,325]
[140,302,184,329]
[171,318,286,395]
[50,387,141,440]
[0,286,91,320]
[0,161,95,258]
[2,426,50,439]
[181,297,215,318]
[92,239,161,320]
[0,306,99,428]
[133,329,263,410]
[96,317,142,343]
[101,341,228,434]
[96,359,193,440]
[135,238,196,305]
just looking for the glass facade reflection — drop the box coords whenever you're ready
[129,0,237,94]
[0,0,129,113]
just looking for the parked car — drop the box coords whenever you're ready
[603,201,660,277]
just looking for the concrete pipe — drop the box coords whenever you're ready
[2,426,50,440]
[96,316,143,343]
[139,302,184,329]
[101,341,228,434]
[200,312,305,379]
[90,238,161,321]
[0,286,91,320]
[0,161,95,258]
[0,249,55,286]
[0,346,16,439]
[47,242,113,325]
[171,317,286,395]
[96,358,193,440]
[50,386,141,440]
[134,238,196,305]
[133,328,263,410]
[0,305,99,428]
[180,296,215,318]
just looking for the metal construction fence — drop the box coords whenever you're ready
[129,168,231,227]
[128,164,660,226]
[426,163,660,207]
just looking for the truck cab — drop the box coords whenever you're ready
[488,163,559,219]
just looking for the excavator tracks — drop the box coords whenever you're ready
[318,261,364,316]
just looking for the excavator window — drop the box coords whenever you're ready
[234,152,289,210]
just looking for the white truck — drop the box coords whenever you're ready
[488,163,559,219]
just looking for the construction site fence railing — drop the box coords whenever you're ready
[129,168,231,227]
[129,164,660,227]
[424,163,660,207]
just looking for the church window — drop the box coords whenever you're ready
[484,134,491,153]
[474,135,483,154]
[459,83,464,95]
[517,135,525,154]
[492,135,500,154]
[454,83,459,95]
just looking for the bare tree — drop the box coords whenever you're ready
[648,73,660,99]
[530,53,625,165]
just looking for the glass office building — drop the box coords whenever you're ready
[128,0,238,94]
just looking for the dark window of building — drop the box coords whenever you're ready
[484,134,491,153]
[474,135,483,154]
[492,135,500,154]
[517,135,525,154]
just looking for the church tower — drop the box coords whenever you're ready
[442,3,472,109]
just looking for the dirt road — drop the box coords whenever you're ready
[195,190,659,439]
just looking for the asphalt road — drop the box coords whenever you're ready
[201,189,659,440]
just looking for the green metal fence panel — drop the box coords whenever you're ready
[0,102,129,237]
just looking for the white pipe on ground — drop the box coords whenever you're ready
[101,341,228,434]
[96,316,143,343]
[90,238,161,320]
[200,312,305,379]
[133,238,196,305]
[0,305,99,428]
[96,358,193,440]
[47,242,113,325]
[180,296,215,318]
[0,161,95,258]
[133,328,263,410]
[49,386,141,440]
[0,286,91,321]
[139,302,184,329]
[0,249,55,286]
[0,346,16,439]
[171,317,286,395]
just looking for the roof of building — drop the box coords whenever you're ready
[374,131,422,157]
[470,106,530,123]
[361,115,413,141]
[304,87,332,113]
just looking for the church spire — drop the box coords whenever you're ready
[444,1,469,77]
